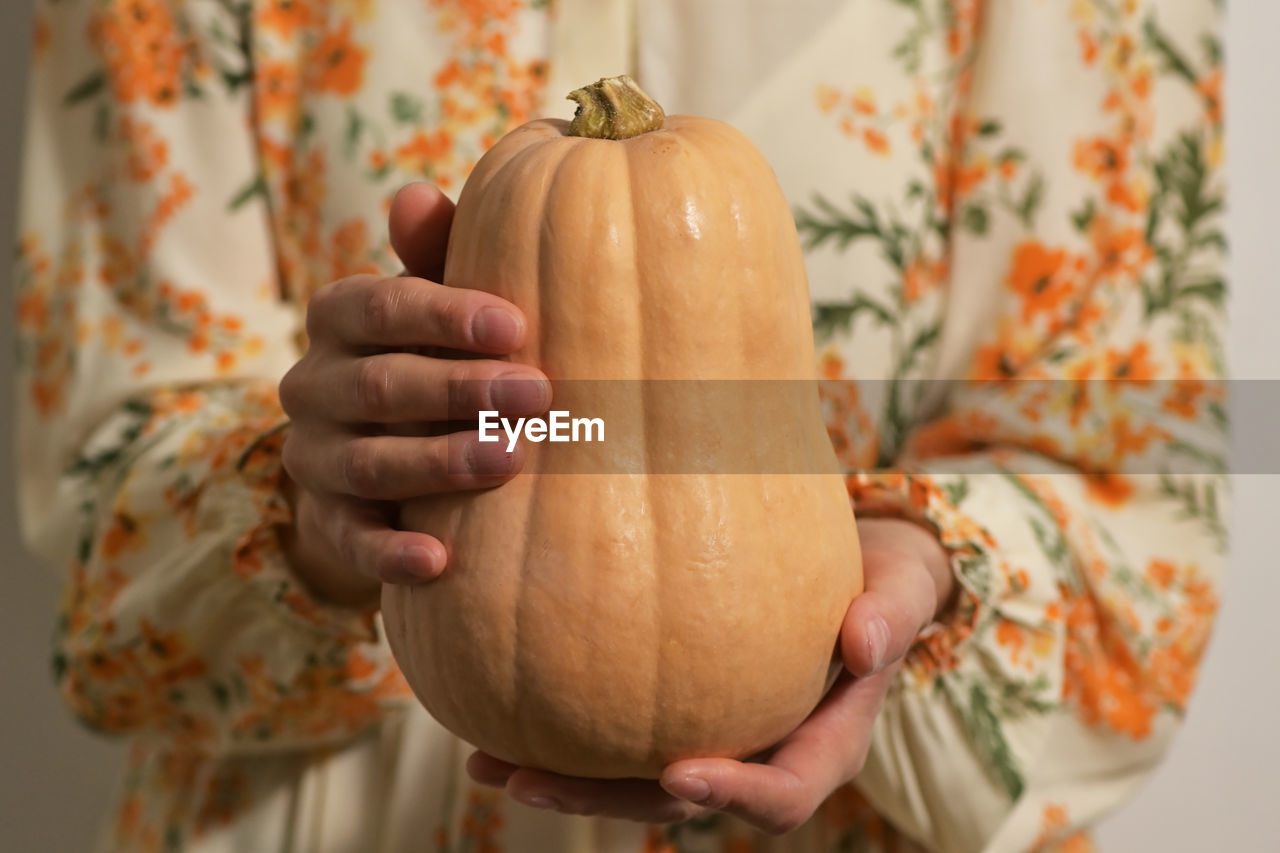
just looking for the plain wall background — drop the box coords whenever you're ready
[2,3,1276,851]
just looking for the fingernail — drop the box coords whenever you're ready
[666,775,711,804]
[472,307,521,350]
[399,544,441,580]
[868,616,891,673]
[466,438,519,477]
[491,373,549,414]
[516,794,561,811]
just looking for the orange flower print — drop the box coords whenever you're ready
[255,60,301,120]
[395,128,455,175]
[1145,559,1177,590]
[642,827,678,853]
[308,20,368,95]
[1031,802,1098,851]
[1083,472,1135,507]
[905,409,997,458]
[1197,68,1223,126]
[194,767,250,834]
[257,0,313,39]
[946,0,981,58]
[89,0,187,107]
[117,118,169,182]
[1110,413,1167,459]
[460,788,504,853]
[972,345,1018,380]
[862,127,891,155]
[1078,29,1100,65]
[101,511,148,558]
[15,289,48,330]
[1090,217,1152,282]
[1105,175,1148,214]
[1062,589,1157,739]
[433,0,524,36]
[996,619,1027,663]
[1162,374,1206,418]
[1104,341,1156,384]
[903,257,947,303]
[330,219,382,280]
[32,11,51,63]
[1007,241,1077,322]
[1073,136,1129,180]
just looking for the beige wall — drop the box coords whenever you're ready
[1,3,1276,851]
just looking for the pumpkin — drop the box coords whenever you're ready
[382,76,862,779]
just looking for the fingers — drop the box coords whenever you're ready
[282,427,526,502]
[660,670,895,835]
[466,751,520,788]
[662,760,806,835]
[467,674,896,832]
[468,750,705,824]
[281,352,550,425]
[290,489,447,586]
[389,183,455,282]
[306,274,526,353]
[500,767,704,825]
[839,524,942,677]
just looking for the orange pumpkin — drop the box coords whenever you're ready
[383,77,862,779]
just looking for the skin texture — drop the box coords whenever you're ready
[382,116,864,778]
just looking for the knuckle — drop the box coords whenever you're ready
[278,360,316,417]
[768,806,809,836]
[363,279,403,340]
[354,356,395,417]
[426,287,464,342]
[333,513,360,570]
[342,439,383,498]
[445,362,482,418]
[304,279,343,338]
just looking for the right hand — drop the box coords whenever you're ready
[277,183,550,608]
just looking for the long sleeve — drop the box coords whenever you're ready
[776,2,1228,850]
[14,0,408,754]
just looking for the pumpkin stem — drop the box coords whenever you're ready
[566,75,665,140]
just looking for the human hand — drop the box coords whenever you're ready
[465,516,953,833]
[277,183,550,608]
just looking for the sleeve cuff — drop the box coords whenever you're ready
[845,467,1067,850]
[222,418,380,646]
[848,470,990,669]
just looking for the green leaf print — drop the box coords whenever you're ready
[62,71,106,106]
[812,293,897,342]
[966,684,1025,800]
[227,173,267,212]
[795,194,882,252]
[391,92,425,125]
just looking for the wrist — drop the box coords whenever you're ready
[856,516,956,620]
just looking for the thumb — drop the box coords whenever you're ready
[389,182,456,282]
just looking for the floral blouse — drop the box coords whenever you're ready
[14,1,1228,851]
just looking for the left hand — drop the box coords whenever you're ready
[466,517,956,834]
